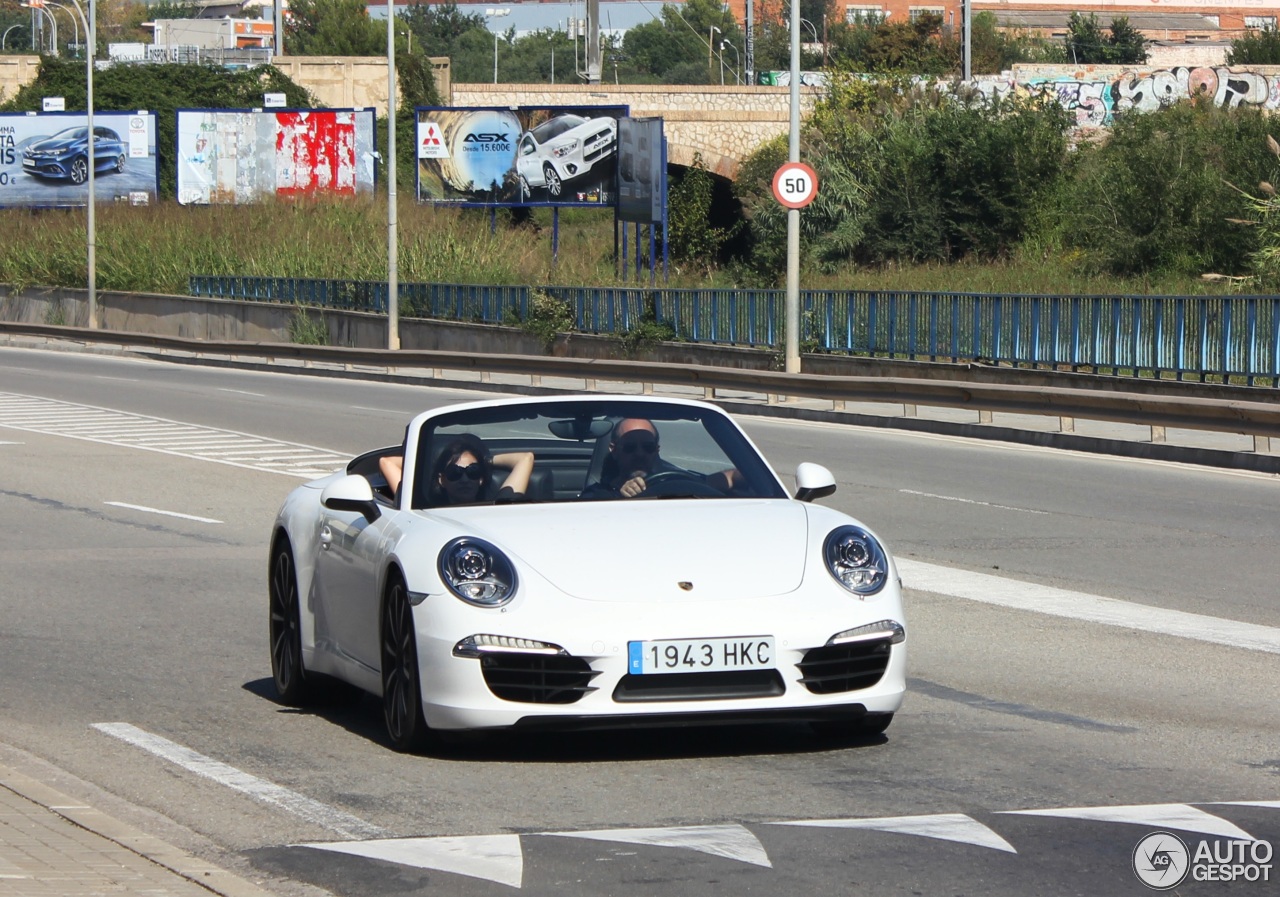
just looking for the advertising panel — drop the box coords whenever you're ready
[176,108,376,205]
[416,105,627,207]
[617,117,665,224]
[0,112,159,208]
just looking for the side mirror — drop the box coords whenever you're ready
[794,462,837,503]
[321,475,381,523]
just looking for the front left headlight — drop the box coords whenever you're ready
[552,140,580,158]
[823,525,889,596]
[438,537,518,607]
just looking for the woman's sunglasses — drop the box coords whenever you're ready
[443,463,484,482]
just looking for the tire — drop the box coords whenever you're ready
[69,156,88,185]
[381,572,432,752]
[543,163,563,198]
[811,712,894,740]
[518,174,532,199]
[268,540,311,705]
[114,153,126,174]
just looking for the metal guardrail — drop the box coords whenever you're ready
[188,277,1280,387]
[6,322,1280,459]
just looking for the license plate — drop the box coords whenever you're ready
[627,636,775,675]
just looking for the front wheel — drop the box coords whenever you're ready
[268,541,310,705]
[69,156,88,185]
[114,153,126,174]
[543,163,563,198]
[381,573,432,752]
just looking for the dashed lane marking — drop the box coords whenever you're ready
[103,502,223,524]
[0,393,349,479]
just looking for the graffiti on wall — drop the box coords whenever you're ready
[994,66,1280,128]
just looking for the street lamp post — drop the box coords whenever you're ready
[485,8,509,84]
[721,39,739,84]
[1,24,21,49]
[22,3,56,55]
[46,1,78,56]
[386,0,399,349]
[708,24,719,70]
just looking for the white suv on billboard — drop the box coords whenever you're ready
[516,113,617,199]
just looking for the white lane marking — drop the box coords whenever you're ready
[92,723,384,840]
[217,388,266,397]
[0,441,20,445]
[770,813,1016,853]
[104,502,223,525]
[94,376,140,383]
[898,489,1048,515]
[541,823,771,868]
[1000,804,1256,841]
[896,558,1280,655]
[301,836,524,889]
[0,393,349,479]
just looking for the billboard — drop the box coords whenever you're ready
[416,105,627,207]
[617,117,665,224]
[176,108,376,205]
[0,112,159,208]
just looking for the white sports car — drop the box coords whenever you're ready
[269,396,906,751]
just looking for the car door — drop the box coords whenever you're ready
[313,506,391,675]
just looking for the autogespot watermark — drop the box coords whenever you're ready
[1133,831,1274,889]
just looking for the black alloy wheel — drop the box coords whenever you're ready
[269,542,310,704]
[381,574,432,752]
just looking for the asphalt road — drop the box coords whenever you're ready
[0,345,1277,897]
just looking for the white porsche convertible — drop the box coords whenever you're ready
[269,396,906,751]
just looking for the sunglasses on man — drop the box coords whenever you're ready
[618,440,658,455]
[443,463,484,482]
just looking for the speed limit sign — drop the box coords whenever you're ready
[772,161,819,209]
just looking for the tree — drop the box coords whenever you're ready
[1227,27,1280,64]
[623,0,741,84]
[401,2,487,59]
[1064,12,1147,65]
[285,0,384,56]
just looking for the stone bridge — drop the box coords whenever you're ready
[451,84,816,180]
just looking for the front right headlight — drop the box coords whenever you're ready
[823,525,889,596]
[437,537,518,607]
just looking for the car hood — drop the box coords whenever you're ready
[27,136,79,153]
[420,500,810,602]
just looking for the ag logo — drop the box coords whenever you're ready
[1133,832,1190,890]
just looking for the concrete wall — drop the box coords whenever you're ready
[0,56,40,105]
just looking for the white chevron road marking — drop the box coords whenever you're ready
[1000,803,1256,840]
[541,823,772,867]
[300,835,524,889]
[770,813,1017,853]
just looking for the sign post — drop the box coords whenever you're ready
[775,159,818,374]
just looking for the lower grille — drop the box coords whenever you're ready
[479,653,598,704]
[797,639,893,694]
[613,669,785,703]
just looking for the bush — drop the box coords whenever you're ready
[1045,100,1280,278]
[734,78,1071,278]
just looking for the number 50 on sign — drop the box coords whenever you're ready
[772,161,819,209]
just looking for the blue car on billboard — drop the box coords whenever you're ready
[22,125,127,185]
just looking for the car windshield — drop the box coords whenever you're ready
[48,128,88,140]
[408,399,786,509]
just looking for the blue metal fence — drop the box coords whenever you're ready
[187,276,1280,385]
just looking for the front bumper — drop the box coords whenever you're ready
[413,589,907,731]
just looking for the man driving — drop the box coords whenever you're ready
[583,417,741,499]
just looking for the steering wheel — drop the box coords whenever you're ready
[640,470,724,498]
